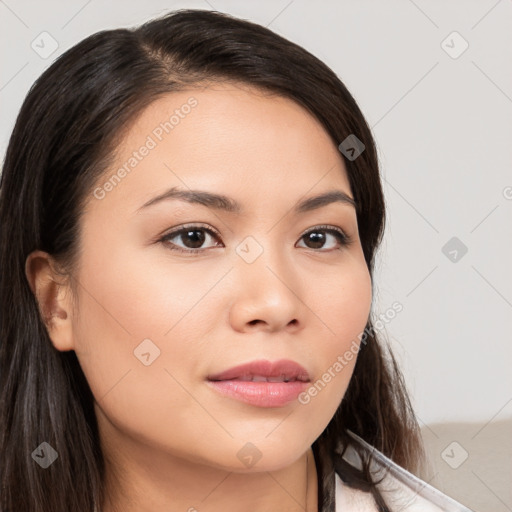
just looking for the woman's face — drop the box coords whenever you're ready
[67,82,372,472]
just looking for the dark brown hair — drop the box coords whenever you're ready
[0,8,426,511]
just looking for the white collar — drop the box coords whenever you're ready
[334,430,474,511]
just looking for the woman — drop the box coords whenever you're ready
[0,8,472,512]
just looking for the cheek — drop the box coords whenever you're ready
[312,259,372,355]
[299,261,372,413]
[70,242,205,401]
[71,255,218,459]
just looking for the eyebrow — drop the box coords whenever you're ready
[136,187,357,215]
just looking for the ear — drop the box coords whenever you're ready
[25,250,75,352]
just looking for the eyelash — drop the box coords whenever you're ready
[159,223,353,254]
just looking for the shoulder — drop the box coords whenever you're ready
[334,430,474,512]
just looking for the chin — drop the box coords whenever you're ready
[207,437,311,474]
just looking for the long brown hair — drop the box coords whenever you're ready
[0,9,426,511]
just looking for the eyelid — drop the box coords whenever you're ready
[162,222,221,238]
[300,224,347,238]
[161,223,348,239]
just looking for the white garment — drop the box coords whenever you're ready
[335,430,474,511]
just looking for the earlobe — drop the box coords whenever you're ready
[25,250,75,352]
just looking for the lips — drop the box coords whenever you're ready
[206,359,311,407]
[207,359,311,383]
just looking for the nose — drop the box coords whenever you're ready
[228,246,304,334]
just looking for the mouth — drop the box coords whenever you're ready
[207,358,310,382]
[206,359,311,408]
[221,374,308,383]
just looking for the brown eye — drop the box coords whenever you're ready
[159,224,352,255]
[160,225,222,254]
[297,226,352,251]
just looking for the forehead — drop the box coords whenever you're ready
[87,82,352,217]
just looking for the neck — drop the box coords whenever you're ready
[98,427,318,512]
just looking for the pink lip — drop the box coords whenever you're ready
[206,359,310,408]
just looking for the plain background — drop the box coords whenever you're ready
[1,1,511,510]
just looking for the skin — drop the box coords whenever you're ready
[26,82,372,512]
